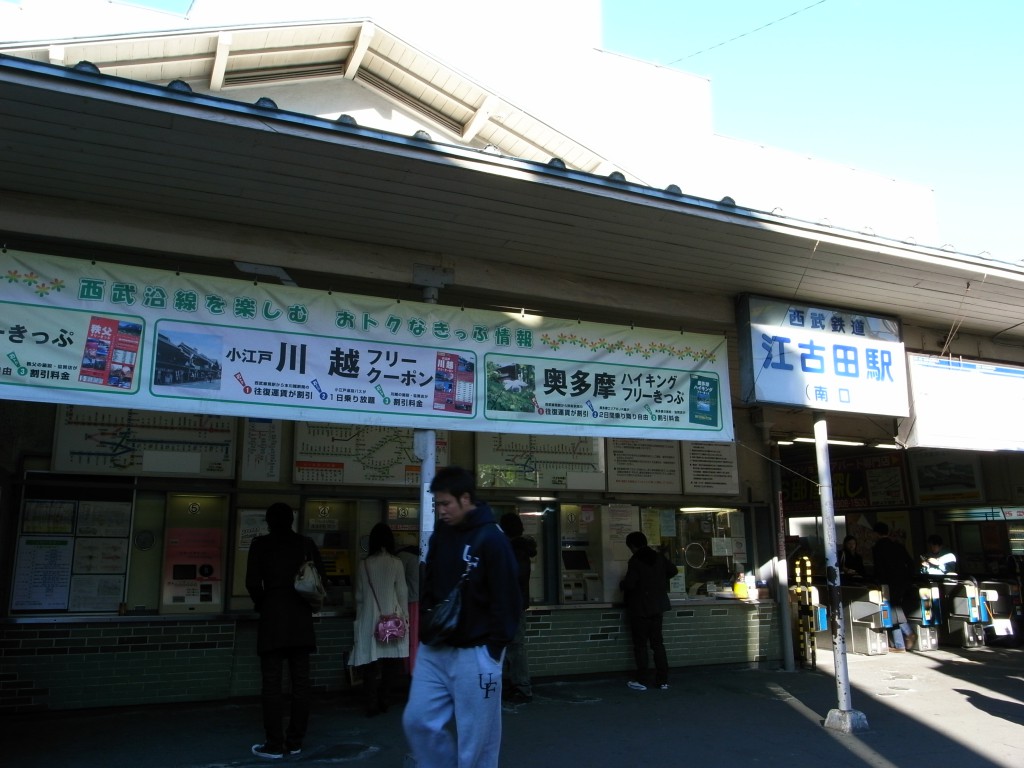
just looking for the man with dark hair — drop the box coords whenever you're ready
[618,536,675,692]
[621,530,678,691]
[499,511,537,704]
[246,502,325,759]
[403,466,520,768]
[871,521,917,652]
[920,534,958,575]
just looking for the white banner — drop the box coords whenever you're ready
[901,354,1024,451]
[0,251,734,440]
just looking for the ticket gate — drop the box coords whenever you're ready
[905,580,941,652]
[938,579,988,648]
[977,578,1022,646]
[840,584,894,656]
[790,556,828,668]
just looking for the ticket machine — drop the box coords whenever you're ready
[560,549,602,603]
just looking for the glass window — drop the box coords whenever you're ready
[654,507,744,597]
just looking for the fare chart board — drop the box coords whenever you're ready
[293,422,449,485]
[52,405,236,477]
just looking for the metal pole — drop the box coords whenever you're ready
[771,444,796,672]
[813,411,868,733]
[414,277,442,562]
[413,429,436,562]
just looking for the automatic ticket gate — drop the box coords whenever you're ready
[840,584,894,655]
[905,580,941,652]
[790,557,828,668]
[977,579,1022,646]
[938,579,989,648]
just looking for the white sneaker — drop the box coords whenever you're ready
[659,684,669,690]
[627,680,647,691]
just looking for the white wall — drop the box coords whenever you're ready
[0,0,938,245]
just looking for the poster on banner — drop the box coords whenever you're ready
[0,251,733,441]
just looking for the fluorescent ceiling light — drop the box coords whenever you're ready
[791,437,865,447]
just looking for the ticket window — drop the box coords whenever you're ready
[638,507,687,597]
[657,507,743,597]
[302,499,358,611]
[492,502,552,606]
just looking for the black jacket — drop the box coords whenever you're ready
[621,546,678,618]
[246,529,325,655]
[509,534,538,607]
[871,536,915,608]
[420,502,521,659]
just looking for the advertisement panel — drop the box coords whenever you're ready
[1,251,734,441]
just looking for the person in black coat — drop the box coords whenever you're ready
[871,521,916,651]
[500,511,538,703]
[620,531,678,691]
[246,502,325,759]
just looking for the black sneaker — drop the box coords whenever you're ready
[286,744,302,755]
[506,689,533,704]
[251,743,284,759]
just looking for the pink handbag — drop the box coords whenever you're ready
[365,561,407,643]
[374,613,407,643]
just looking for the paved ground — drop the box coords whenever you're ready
[5,643,1021,767]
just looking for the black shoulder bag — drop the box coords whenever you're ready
[420,524,490,646]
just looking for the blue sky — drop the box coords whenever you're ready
[28,0,1023,263]
[602,1,1022,262]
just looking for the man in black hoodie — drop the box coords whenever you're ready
[402,466,520,768]
[620,530,678,691]
[500,511,538,704]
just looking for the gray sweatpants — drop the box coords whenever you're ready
[402,643,505,768]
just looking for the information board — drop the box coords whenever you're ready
[11,536,74,611]
[607,438,682,494]
[682,441,740,495]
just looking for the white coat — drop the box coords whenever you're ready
[350,551,409,666]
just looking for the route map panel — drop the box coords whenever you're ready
[52,405,236,478]
[293,422,449,485]
[476,434,605,489]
